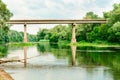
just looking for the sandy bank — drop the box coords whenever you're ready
[0,68,14,80]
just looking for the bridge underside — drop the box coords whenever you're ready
[7,19,106,24]
[7,19,106,43]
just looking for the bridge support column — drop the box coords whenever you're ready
[24,23,27,43]
[71,23,76,43]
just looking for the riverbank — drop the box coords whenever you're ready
[71,41,120,47]
[4,41,120,48]
[0,68,14,80]
[7,42,37,46]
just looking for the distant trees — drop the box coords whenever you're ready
[108,22,120,42]
[104,3,120,42]
[37,29,50,40]
[87,24,109,42]
[27,33,37,42]
[104,4,120,26]
[37,25,72,43]
[8,30,37,42]
[37,3,120,43]
[49,25,71,43]
[76,12,101,41]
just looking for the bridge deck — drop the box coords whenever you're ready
[7,19,106,24]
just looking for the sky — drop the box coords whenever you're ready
[2,0,120,34]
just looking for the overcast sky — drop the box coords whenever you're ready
[2,0,120,34]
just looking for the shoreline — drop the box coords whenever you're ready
[70,41,120,48]
[0,68,14,80]
[4,41,120,47]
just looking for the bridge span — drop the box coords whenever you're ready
[7,19,107,43]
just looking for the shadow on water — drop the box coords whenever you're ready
[23,47,27,67]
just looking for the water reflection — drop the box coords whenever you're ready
[36,43,120,71]
[71,46,76,66]
[0,43,120,80]
[0,44,8,58]
[23,47,27,67]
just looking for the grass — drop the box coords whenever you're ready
[39,40,49,42]
[5,40,120,48]
[38,40,120,47]
[7,40,49,47]
[71,41,120,47]
[7,42,36,46]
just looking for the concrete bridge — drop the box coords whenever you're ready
[7,19,107,43]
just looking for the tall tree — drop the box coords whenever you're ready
[76,12,100,41]
[83,12,99,19]
[104,3,120,26]
[104,3,120,42]
[0,0,13,43]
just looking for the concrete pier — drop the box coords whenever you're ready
[24,23,27,43]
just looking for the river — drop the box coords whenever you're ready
[0,42,120,80]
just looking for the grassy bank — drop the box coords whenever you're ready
[7,42,37,46]
[38,40,120,47]
[71,41,120,47]
[58,40,70,46]
[5,40,120,48]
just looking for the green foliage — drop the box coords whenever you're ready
[37,28,50,40]
[37,25,72,43]
[104,3,120,26]
[0,0,13,43]
[8,30,37,42]
[0,0,13,23]
[8,30,23,42]
[0,0,37,43]
[37,9,120,44]
[49,33,59,43]
[50,25,71,41]
[84,12,100,19]
[27,34,37,42]
[8,42,35,47]
[0,44,8,58]
[87,24,108,42]
[0,29,9,43]
[76,12,101,41]
[108,22,120,42]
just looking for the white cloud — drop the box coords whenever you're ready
[2,0,120,34]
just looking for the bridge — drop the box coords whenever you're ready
[7,19,107,43]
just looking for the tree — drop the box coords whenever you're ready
[103,3,120,42]
[104,3,120,26]
[0,0,13,43]
[108,22,120,42]
[87,24,108,42]
[37,28,50,41]
[49,25,66,43]
[83,12,99,19]
[76,12,100,41]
